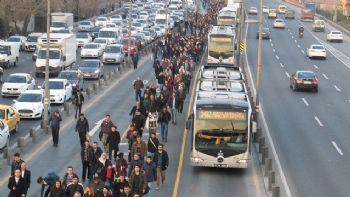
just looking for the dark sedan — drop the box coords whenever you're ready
[256,28,270,39]
[57,70,84,93]
[92,27,102,41]
[290,71,318,92]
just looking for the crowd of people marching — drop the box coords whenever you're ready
[6,0,228,196]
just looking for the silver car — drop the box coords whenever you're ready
[76,33,92,47]
[102,44,125,64]
[136,19,150,29]
[78,59,105,80]
[78,21,94,32]
[140,31,152,44]
[112,21,124,29]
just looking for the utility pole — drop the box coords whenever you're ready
[43,0,51,134]
[165,0,169,33]
[238,0,245,67]
[127,0,132,68]
[334,0,338,22]
[255,0,263,125]
[185,0,188,21]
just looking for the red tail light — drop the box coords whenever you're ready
[312,80,318,84]
[296,79,303,83]
[311,50,315,52]
[322,50,326,52]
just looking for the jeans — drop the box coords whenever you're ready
[148,152,155,160]
[133,61,138,69]
[89,163,96,181]
[82,161,91,180]
[160,123,168,141]
[148,182,154,197]
[135,90,142,101]
[51,127,59,145]
[102,133,109,151]
[170,109,177,123]
[75,104,82,118]
[178,101,184,113]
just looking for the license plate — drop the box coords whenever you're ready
[21,113,31,116]
[214,164,227,167]
[304,81,312,84]
[30,48,35,50]
[84,74,91,77]
[9,90,15,94]
[107,59,114,62]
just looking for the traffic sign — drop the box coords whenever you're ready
[240,42,244,51]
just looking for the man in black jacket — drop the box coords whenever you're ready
[65,175,84,197]
[8,169,26,197]
[132,110,145,137]
[74,90,84,119]
[20,162,31,196]
[75,113,90,147]
[153,143,169,190]
[90,142,103,181]
[11,152,24,176]
[81,140,93,182]
[128,130,138,162]
[106,125,121,161]
[176,86,186,113]
[47,109,62,147]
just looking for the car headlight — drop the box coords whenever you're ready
[56,93,63,97]
[72,83,76,86]
[2,86,6,90]
[19,86,25,90]
[94,70,99,73]
[32,105,41,110]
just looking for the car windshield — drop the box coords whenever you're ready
[27,36,38,42]
[312,45,324,50]
[0,110,4,119]
[37,50,60,59]
[94,39,107,43]
[140,12,147,15]
[97,18,107,21]
[0,46,9,54]
[93,27,102,32]
[122,39,135,45]
[114,22,122,25]
[106,24,116,27]
[154,27,160,31]
[332,31,341,34]
[111,15,121,19]
[122,29,128,34]
[58,72,77,80]
[7,37,20,42]
[145,29,155,33]
[5,75,26,83]
[133,35,141,40]
[262,28,269,32]
[80,61,99,68]
[171,16,179,20]
[298,72,315,79]
[83,44,98,49]
[42,81,63,89]
[58,30,70,33]
[17,93,42,102]
[276,20,283,22]
[99,31,116,38]
[80,21,90,25]
[51,22,65,27]
[138,20,147,23]
[77,34,88,38]
[105,46,121,53]
[141,31,150,36]
[132,23,141,27]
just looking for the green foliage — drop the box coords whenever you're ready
[0,17,6,39]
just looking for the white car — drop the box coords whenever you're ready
[110,15,122,22]
[132,22,144,32]
[249,7,258,14]
[153,26,163,37]
[78,21,94,32]
[263,6,269,13]
[174,12,184,22]
[139,11,149,19]
[0,119,10,149]
[2,73,36,97]
[307,44,326,59]
[93,38,109,51]
[106,23,117,28]
[76,33,92,47]
[169,4,180,11]
[327,31,343,42]
[157,25,167,35]
[95,17,109,27]
[6,36,26,51]
[102,44,125,64]
[81,43,103,58]
[273,19,286,28]
[112,21,124,29]
[38,79,72,104]
[125,26,138,34]
[12,90,51,119]
[140,31,152,43]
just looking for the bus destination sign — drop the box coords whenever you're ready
[199,111,246,120]
[210,37,233,42]
[219,18,234,22]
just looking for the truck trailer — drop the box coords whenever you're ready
[50,13,74,33]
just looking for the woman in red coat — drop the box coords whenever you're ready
[115,153,128,177]
[168,77,175,95]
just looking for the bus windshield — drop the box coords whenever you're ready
[209,36,234,59]
[195,110,248,157]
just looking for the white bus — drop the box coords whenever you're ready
[207,26,236,65]
[186,66,256,168]
[217,10,237,27]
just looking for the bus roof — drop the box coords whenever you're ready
[197,79,245,92]
[210,26,235,36]
[200,66,242,80]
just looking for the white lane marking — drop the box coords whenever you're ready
[269,39,272,42]
[331,141,344,155]
[273,49,275,52]
[276,55,279,59]
[280,63,284,67]
[334,85,341,91]
[288,29,290,31]
[245,23,293,197]
[297,45,300,48]
[294,40,297,43]
[271,43,273,46]
[314,116,324,126]
[314,65,319,69]
[292,36,294,39]
[285,72,290,78]
[323,74,329,79]
[302,98,309,106]
[290,32,292,34]
[302,50,305,54]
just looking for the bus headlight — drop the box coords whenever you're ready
[191,157,204,162]
[228,57,234,62]
[236,159,250,163]
[207,56,214,62]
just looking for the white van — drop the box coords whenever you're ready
[268,9,277,18]
[278,5,287,14]
[312,20,325,32]
[98,28,121,44]
[0,42,20,68]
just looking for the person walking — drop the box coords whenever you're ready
[47,109,62,147]
[90,177,104,197]
[128,165,148,195]
[132,52,139,69]
[50,180,65,197]
[147,133,159,160]
[62,166,78,189]
[176,86,186,113]
[128,154,144,176]
[157,107,171,142]
[94,153,110,181]
[128,130,138,162]
[133,77,144,102]
[145,111,158,137]
[119,185,134,197]
[11,152,24,176]
[132,110,145,137]
[167,92,178,125]
[131,136,148,161]
[100,115,114,153]
[76,113,90,148]
[74,90,84,119]
[82,185,94,197]
[65,175,84,197]
[115,153,128,177]
[91,142,103,181]
[106,125,121,161]
[153,144,169,190]
[141,156,157,197]
[8,169,26,197]
[129,102,145,121]
[81,140,93,182]
[111,175,128,197]
[20,162,31,196]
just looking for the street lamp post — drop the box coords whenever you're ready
[165,0,169,33]
[255,0,264,125]
[185,0,188,21]
[127,0,132,68]
[334,0,338,22]
[43,0,51,134]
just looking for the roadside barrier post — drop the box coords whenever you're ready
[272,186,280,197]
[103,75,108,85]
[268,171,275,191]
[254,128,262,143]
[17,137,24,153]
[30,127,36,143]
[64,103,70,117]
[122,62,126,70]
[258,137,265,153]
[86,87,91,99]
[265,158,272,176]
[109,72,113,79]
[99,79,104,89]
[114,68,119,76]
[93,83,98,94]
[4,147,11,165]
[262,147,269,165]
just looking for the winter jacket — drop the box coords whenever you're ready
[48,113,62,128]
[94,159,111,181]
[80,145,94,163]
[128,159,144,176]
[128,136,137,151]
[62,173,78,188]
[49,187,65,197]
[111,179,129,197]
[90,179,105,197]
[141,162,157,182]
[11,159,24,176]
[147,100,157,113]
[100,120,114,134]
[132,114,145,129]
[115,158,128,177]
[147,137,160,153]
[131,141,148,159]
[106,130,121,151]
[153,150,169,170]
[133,80,144,90]
[128,170,148,194]
[65,183,84,197]
[157,111,171,124]
[92,147,103,165]
[167,96,179,109]
[145,113,158,130]
[76,118,89,133]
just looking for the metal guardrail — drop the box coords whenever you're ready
[72,8,123,28]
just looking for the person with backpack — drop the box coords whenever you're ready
[37,171,60,197]
[132,52,139,70]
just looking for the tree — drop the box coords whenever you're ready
[0,17,7,39]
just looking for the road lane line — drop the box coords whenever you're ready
[334,85,341,91]
[271,43,273,46]
[302,98,309,106]
[269,39,272,42]
[331,141,344,155]
[297,45,300,48]
[301,50,305,54]
[314,65,318,69]
[273,49,275,52]
[294,40,297,43]
[285,72,290,78]
[280,63,284,67]
[314,116,324,126]
[288,29,290,31]
[292,36,294,39]
[276,55,279,59]
[290,32,292,34]
[323,74,329,79]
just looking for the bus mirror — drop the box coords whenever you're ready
[186,120,191,130]
[252,121,257,133]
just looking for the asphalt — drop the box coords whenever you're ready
[245,0,350,196]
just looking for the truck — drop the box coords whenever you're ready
[301,3,316,21]
[50,13,74,33]
[35,33,76,76]
[0,42,20,69]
